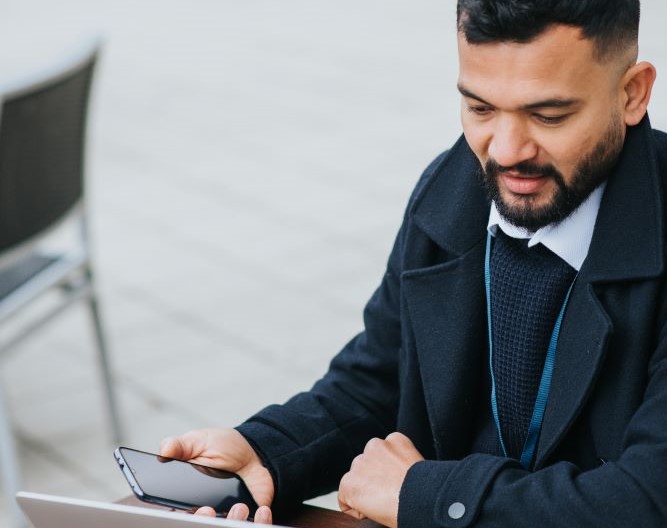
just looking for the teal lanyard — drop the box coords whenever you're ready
[484,232,577,469]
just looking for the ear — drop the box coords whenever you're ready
[621,61,657,126]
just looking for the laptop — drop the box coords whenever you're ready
[17,492,289,528]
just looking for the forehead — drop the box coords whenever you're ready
[457,25,610,105]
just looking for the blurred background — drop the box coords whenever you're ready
[0,0,666,524]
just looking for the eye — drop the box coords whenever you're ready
[467,105,493,116]
[533,113,570,125]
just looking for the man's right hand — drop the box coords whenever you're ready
[159,428,274,524]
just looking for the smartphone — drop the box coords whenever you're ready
[114,447,258,517]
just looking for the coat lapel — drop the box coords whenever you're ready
[403,241,487,459]
[535,116,665,466]
[533,280,612,466]
[402,137,490,458]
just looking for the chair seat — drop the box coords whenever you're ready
[0,254,58,300]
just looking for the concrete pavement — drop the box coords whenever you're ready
[1,0,666,524]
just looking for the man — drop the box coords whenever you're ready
[161,1,667,526]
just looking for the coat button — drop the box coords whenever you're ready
[448,502,466,520]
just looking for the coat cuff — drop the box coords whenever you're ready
[236,405,354,508]
[235,415,301,505]
[398,455,515,527]
[236,419,299,470]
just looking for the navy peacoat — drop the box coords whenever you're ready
[237,116,667,527]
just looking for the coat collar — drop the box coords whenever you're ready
[581,115,665,282]
[412,134,489,258]
[411,116,665,283]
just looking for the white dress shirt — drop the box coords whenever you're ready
[486,183,607,271]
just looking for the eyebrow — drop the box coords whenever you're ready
[457,84,581,111]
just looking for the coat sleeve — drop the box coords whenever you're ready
[235,153,447,507]
[398,314,667,528]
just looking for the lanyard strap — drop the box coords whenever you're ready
[484,232,577,469]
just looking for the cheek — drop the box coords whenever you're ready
[540,108,613,176]
[539,132,594,179]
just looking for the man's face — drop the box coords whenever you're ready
[457,25,627,231]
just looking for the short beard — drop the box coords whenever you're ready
[480,114,624,232]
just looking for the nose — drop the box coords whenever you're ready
[487,116,538,168]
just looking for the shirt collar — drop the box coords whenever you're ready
[487,182,607,271]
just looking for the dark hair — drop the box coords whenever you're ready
[457,0,640,61]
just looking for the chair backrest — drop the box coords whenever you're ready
[0,41,100,254]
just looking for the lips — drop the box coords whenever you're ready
[500,172,549,195]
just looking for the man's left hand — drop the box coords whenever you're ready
[338,432,424,528]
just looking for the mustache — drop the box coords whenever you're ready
[484,159,563,182]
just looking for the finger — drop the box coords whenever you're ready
[364,437,383,453]
[385,431,409,444]
[340,506,366,520]
[159,437,184,459]
[237,462,275,507]
[338,472,352,512]
[160,431,204,461]
[227,503,250,520]
[350,454,364,470]
[385,432,425,461]
[338,495,348,514]
[254,505,273,524]
[194,507,216,517]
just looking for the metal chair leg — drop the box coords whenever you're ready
[86,292,123,445]
[0,379,26,527]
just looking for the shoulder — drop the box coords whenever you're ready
[652,128,667,142]
[651,128,667,207]
[652,128,667,161]
[652,128,667,149]
[407,150,450,208]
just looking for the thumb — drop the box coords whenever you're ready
[159,436,187,459]
[237,463,275,508]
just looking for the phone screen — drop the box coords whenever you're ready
[115,447,258,515]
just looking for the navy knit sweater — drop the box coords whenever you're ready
[483,229,576,460]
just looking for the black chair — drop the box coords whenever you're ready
[0,39,122,527]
